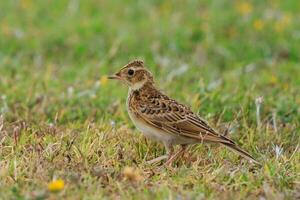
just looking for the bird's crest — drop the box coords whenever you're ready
[124,60,144,68]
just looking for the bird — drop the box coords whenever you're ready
[108,60,260,166]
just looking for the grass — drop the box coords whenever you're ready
[0,0,299,199]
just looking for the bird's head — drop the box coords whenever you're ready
[108,60,154,90]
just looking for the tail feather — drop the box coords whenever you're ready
[221,142,261,165]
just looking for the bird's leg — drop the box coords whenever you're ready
[164,144,187,167]
[165,143,174,159]
[146,143,174,165]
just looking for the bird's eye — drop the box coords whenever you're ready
[128,69,134,76]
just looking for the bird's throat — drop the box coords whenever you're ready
[130,79,148,91]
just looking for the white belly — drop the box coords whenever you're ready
[128,110,172,143]
[126,89,171,142]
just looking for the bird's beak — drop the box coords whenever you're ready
[108,72,121,80]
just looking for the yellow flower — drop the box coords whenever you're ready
[48,179,64,192]
[1,22,11,36]
[282,83,289,90]
[253,19,264,31]
[100,75,108,86]
[281,15,291,26]
[275,14,291,33]
[270,75,278,84]
[275,23,283,33]
[236,2,253,15]
[21,0,32,10]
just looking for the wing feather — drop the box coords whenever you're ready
[132,95,233,144]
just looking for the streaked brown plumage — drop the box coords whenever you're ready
[109,60,260,165]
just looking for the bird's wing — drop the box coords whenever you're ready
[132,95,234,144]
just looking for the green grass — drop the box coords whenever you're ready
[0,0,299,199]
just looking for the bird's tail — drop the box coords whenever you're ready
[220,140,261,166]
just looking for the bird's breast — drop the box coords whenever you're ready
[126,95,172,143]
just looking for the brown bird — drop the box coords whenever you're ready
[108,60,260,166]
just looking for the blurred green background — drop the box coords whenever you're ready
[0,0,299,123]
[0,0,299,199]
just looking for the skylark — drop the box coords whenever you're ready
[108,60,259,165]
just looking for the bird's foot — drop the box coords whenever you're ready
[160,145,187,169]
